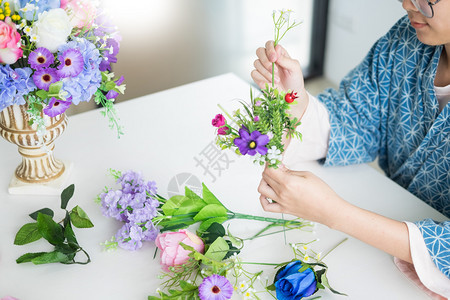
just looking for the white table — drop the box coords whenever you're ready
[0,74,447,300]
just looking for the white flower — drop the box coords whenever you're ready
[267,146,282,164]
[253,153,265,165]
[33,8,73,53]
[20,3,36,13]
[30,34,39,43]
[238,281,248,291]
[23,26,33,36]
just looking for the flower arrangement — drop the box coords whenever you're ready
[150,222,347,300]
[212,10,301,168]
[0,0,125,138]
[97,169,309,251]
[96,169,345,299]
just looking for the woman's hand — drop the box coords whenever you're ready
[257,164,345,227]
[257,164,412,263]
[251,41,309,124]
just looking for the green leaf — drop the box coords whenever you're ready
[199,217,228,232]
[184,186,203,202]
[70,206,94,228]
[35,89,48,100]
[200,222,225,244]
[29,208,54,221]
[173,198,207,216]
[31,250,71,265]
[161,195,188,216]
[179,280,197,291]
[16,252,48,264]
[193,204,227,222]
[266,283,276,291]
[48,81,63,95]
[37,213,65,246]
[204,236,229,261]
[201,183,223,206]
[64,220,78,246]
[61,184,75,209]
[320,269,347,296]
[14,223,42,245]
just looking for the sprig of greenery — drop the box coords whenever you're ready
[14,184,94,265]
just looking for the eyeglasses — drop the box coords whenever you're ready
[399,0,442,18]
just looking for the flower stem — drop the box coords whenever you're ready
[321,237,348,260]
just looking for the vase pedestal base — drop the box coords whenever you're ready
[8,161,73,196]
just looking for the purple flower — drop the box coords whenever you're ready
[58,38,102,104]
[28,47,54,69]
[32,68,59,91]
[57,48,84,78]
[115,223,143,251]
[234,127,269,156]
[105,76,125,100]
[99,38,119,72]
[100,189,122,219]
[43,97,71,117]
[198,274,233,300]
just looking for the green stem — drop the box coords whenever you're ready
[228,212,300,225]
[321,237,348,260]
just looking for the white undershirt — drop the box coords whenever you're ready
[283,88,450,298]
[435,84,450,112]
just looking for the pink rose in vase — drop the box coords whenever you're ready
[0,17,23,64]
[155,229,204,272]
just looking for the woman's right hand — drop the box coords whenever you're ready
[251,40,310,133]
[251,40,305,94]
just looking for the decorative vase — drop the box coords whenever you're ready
[0,104,72,195]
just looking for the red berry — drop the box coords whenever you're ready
[285,91,298,103]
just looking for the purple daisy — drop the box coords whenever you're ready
[57,48,84,78]
[43,97,71,117]
[32,68,59,91]
[28,47,54,70]
[198,274,233,300]
[234,127,269,156]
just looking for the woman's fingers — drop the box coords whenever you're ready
[259,195,283,213]
[253,59,275,83]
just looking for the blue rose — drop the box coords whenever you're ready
[275,261,317,300]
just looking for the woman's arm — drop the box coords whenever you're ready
[257,165,412,263]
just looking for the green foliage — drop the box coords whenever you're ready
[14,184,93,265]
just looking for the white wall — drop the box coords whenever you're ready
[324,0,406,86]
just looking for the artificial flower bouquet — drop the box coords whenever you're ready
[96,169,345,299]
[150,224,347,300]
[212,10,302,168]
[0,0,124,137]
[97,169,309,251]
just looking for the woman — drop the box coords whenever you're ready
[252,0,449,297]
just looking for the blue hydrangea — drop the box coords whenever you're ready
[0,65,36,111]
[58,38,102,105]
[18,0,61,21]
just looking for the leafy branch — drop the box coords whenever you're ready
[14,184,94,265]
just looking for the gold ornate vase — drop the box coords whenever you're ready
[0,104,72,195]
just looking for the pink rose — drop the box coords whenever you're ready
[155,229,204,272]
[61,0,97,28]
[212,114,226,127]
[0,17,23,64]
[217,125,230,135]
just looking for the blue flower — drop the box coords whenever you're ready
[58,38,102,104]
[18,0,61,21]
[0,65,36,111]
[275,261,317,300]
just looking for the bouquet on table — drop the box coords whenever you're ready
[212,10,301,168]
[96,169,346,299]
[0,0,125,137]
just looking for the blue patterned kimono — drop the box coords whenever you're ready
[317,16,449,278]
